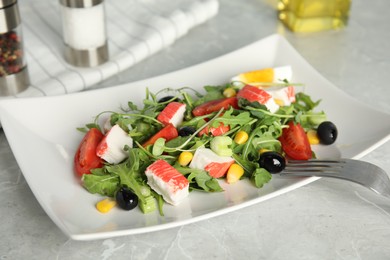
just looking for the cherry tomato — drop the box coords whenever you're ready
[74,128,104,177]
[279,121,312,160]
[192,97,239,117]
[142,123,178,147]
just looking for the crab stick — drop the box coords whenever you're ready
[96,124,133,164]
[267,85,296,106]
[189,148,234,178]
[237,85,280,113]
[157,102,186,128]
[145,160,189,205]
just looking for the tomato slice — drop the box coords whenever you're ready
[192,97,239,117]
[279,121,312,160]
[142,123,178,147]
[74,128,104,177]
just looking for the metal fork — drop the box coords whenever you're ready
[281,159,390,198]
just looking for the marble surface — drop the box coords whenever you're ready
[1,0,390,259]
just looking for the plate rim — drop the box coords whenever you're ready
[1,34,390,241]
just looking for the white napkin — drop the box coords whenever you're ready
[9,0,219,98]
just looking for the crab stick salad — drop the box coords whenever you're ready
[74,66,338,215]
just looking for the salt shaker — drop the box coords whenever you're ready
[0,0,30,96]
[59,0,109,67]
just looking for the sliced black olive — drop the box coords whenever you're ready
[317,121,338,145]
[115,187,138,211]
[259,151,286,173]
[158,96,181,103]
[178,126,197,137]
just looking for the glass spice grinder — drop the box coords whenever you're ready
[59,0,109,67]
[0,0,30,96]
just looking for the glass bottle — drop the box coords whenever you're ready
[278,0,352,33]
[59,0,109,67]
[0,0,30,96]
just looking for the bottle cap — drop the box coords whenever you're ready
[0,0,19,33]
[59,0,103,8]
[0,0,16,9]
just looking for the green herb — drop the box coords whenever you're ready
[251,168,272,188]
[175,164,223,192]
[82,172,119,197]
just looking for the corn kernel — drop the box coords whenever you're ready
[234,130,249,144]
[223,87,236,98]
[96,198,117,213]
[307,129,320,145]
[259,148,270,154]
[227,163,245,184]
[178,151,193,166]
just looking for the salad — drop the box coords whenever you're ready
[74,66,338,215]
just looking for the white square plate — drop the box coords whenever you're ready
[1,34,389,240]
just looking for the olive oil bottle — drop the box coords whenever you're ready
[278,0,351,32]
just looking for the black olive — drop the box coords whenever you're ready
[178,126,197,137]
[317,121,338,145]
[158,96,181,103]
[115,187,138,211]
[259,151,286,173]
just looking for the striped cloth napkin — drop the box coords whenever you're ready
[9,0,219,98]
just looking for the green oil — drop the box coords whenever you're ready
[278,0,351,32]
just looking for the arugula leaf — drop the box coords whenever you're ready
[191,170,224,192]
[213,108,253,129]
[192,85,225,107]
[105,149,152,205]
[175,165,223,192]
[127,101,139,111]
[232,154,258,177]
[238,98,268,110]
[251,168,272,188]
[299,110,327,129]
[252,135,282,153]
[205,178,224,192]
[294,92,321,112]
[82,173,119,197]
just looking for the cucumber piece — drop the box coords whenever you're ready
[210,136,233,156]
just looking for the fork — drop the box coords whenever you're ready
[280,159,390,198]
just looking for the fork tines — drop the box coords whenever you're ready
[282,159,346,174]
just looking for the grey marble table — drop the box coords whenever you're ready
[1,0,390,259]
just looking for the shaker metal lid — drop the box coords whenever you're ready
[0,0,20,33]
[59,0,103,8]
[0,0,16,9]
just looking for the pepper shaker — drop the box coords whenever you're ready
[59,0,109,67]
[0,0,30,96]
